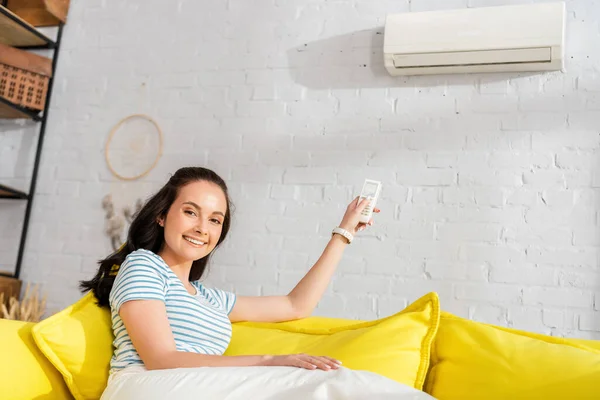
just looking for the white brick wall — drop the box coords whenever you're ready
[1,0,600,340]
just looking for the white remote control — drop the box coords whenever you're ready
[358,179,381,224]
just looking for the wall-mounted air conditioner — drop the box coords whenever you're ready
[383,2,565,76]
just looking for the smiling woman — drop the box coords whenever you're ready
[80,167,234,308]
[79,166,380,398]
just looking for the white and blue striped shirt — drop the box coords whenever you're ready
[108,249,236,374]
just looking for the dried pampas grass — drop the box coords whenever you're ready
[0,283,47,322]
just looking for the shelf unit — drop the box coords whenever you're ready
[0,4,55,48]
[0,3,63,279]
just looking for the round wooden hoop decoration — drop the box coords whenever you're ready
[105,114,163,181]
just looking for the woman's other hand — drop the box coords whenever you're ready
[259,354,342,371]
[338,197,380,235]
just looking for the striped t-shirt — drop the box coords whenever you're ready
[108,249,237,374]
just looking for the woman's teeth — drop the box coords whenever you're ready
[184,236,205,246]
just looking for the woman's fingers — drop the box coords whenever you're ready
[298,360,317,370]
[321,356,342,367]
[358,221,374,231]
[356,197,370,211]
[304,356,330,371]
[295,354,341,371]
[319,356,340,369]
[349,196,361,209]
[308,356,340,371]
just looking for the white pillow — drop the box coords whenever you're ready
[101,365,435,400]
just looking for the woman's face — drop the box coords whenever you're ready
[159,180,227,265]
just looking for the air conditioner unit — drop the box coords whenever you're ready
[383,2,565,76]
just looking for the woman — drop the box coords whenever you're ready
[80,166,379,378]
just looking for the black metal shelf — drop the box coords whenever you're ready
[0,5,55,49]
[0,183,29,200]
[0,21,63,279]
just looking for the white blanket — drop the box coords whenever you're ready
[101,365,436,400]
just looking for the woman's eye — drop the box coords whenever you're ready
[184,210,196,217]
[211,219,222,225]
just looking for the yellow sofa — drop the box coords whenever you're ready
[2,292,599,400]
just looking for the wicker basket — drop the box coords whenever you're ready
[0,42,51,112]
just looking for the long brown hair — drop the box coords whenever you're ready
[79,167,234,307]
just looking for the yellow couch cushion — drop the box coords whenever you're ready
[226,292,440,390]
[564,337,600,352]
[260,315,359,330]
[480,319,600,353]
[31,292,113,400]
[425,312,600,399]
[0,319,72,400]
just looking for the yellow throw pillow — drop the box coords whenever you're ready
[259,315,360,330]
[566,337,600,352]
[31,292,113,400]
[0,319,72,400]
[425,312,600,399]
[476,317,600,353]
[226,292,440,390]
